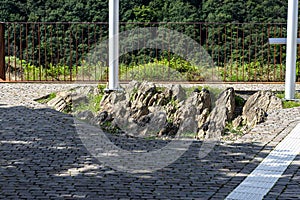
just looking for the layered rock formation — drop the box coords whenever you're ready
[46,81,283,139]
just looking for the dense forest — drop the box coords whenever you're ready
[0,1,291,82]
[0,0,288,23]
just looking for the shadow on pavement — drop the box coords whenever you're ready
[0,105,298,199]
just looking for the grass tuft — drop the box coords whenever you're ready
[36,92,56,104]
[276,92,300,109]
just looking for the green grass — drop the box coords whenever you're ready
[220,61,285,82]
[72,84,106,114]
[36,92,56,104]
[8,55,290,82]
[184,86,221,96]
[73,85,105,113]
[276,92,300,108]
[74,93,104,114]
[120,63,185,81]
[282,100,300,109]
[224,122,243,136]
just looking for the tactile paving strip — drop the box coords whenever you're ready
[226,123,300,200]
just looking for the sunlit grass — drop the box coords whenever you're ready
[276,92,300,108]
[36,92,56,104]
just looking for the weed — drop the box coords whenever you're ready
[220,61,284,82]
[184,86,201,97]
[97,84,106,93]
[282,100,300,109]
[100,121,120,134]
[144,136,157,140]
[235,95,245,107]
[155,86,165,93]
[224,122,243,136]
[72,85,105,114]
[179,131,197,138]
[276,92,300,108]
[36,92,56,104]
[120,63,185,81]
[74,93,103,114]
[129,86,140,102]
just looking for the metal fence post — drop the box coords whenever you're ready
[0,23,5,81]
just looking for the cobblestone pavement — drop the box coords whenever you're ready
[0,83,299,199]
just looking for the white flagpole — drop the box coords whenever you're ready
[108,0,120,91]
[285,0,298,100]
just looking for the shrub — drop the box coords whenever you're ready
[120,62,185,81]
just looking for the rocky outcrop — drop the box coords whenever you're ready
[174,88,211,125]
[45,81,285,140]
[71,86,95,106]
[244,107,267,128]
[232,116,243,128]
[170,84,186,102]
[100,92,126,113]
[243,91,282,114]
[215,87,235,121]
[242,91,282,127]
[47,86,98,112]
[47,91,72,112]
[94,81,212,138]
[197,87,235,139]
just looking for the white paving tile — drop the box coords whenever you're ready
[226,191,263,200]
[239,180,275,189]
[226,123,300,200]
[255,163,288,172]
[233,185,269,194]
[243,176,278,184]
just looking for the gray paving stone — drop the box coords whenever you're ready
[0,83,300,199]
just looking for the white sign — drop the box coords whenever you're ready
[269,38,300,45]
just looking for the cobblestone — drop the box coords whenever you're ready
[0,83,299,199]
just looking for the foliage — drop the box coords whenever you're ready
[202,0,287,23]
[235,95,245,107]
[36,92,56,104]
[74,85,105,114]
[276,92,300,109]
[1,0,290,82]
[224,122,243,136]
[281,101,300,109]
[183,85,222,104]
[0,0,108,22]
[97,84,107,93]
[5,56,79,81]
[120,62,185,81]
[219,61,285,82]
[120,57,218,82]
[159,57,195,73]
[6,54,291,82]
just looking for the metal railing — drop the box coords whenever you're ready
[0,22,294,82]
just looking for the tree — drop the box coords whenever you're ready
[202,0,287,23]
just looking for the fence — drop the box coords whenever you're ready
[0,22,294,82]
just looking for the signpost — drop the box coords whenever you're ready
[269,0,299,100]
[107,0,121,91]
